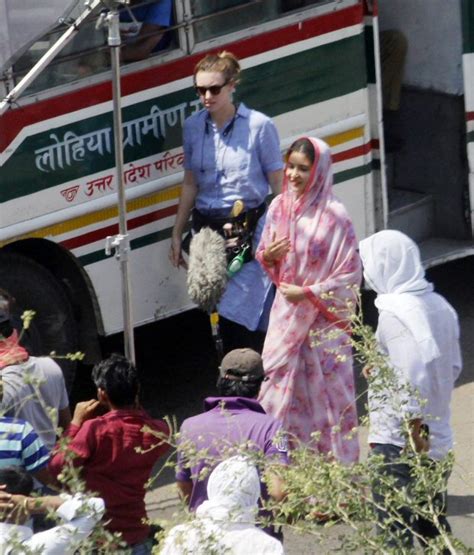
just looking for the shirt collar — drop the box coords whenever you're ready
[235,102,250,119]
[204,396,266,414]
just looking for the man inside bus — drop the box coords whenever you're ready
[120,0,173,63]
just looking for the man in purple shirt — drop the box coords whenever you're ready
[176,348,288,537]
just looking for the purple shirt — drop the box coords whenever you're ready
[176,396,288,514]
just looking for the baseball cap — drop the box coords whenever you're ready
[219,348,264,382]
[0,295,10,324]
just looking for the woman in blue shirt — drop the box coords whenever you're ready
[170,51,283,353]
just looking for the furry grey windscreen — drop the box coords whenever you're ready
[187,227,228,313]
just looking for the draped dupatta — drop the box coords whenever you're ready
[256,137,362,374]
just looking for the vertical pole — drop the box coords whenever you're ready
[108,8,136,363]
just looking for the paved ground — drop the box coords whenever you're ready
[74,256,474,552]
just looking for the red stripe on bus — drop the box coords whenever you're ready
[60,203,177,249]
[467,112,474,121]
[371,138,380,150]
[0,4,362,152]
[363,0,378,16]
[332,141,371,162]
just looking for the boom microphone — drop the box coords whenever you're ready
[187,227,228,313]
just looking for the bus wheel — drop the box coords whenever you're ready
[0,251,78,391]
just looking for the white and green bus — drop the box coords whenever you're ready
[0,0,473,384]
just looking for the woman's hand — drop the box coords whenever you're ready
[263,233,290,265]
[169,234,187,269]
[279,282,306,303]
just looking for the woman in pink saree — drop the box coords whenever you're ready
[256,137,361,463]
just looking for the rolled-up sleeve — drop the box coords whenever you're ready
[257,119,283,174]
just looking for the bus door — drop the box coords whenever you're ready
[377,0,474,267]
[462,0,474,237]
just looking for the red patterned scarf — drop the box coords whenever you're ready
[0,330,29,369]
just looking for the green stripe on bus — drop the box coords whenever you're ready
[364,26,376,84]
[462,0,474,54]
[1,34,368,203]
[371,158,381,171]
[467,130,474,143]
[333,163,371,184]
[238,34,367,119]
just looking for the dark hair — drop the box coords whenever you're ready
[216,376,262,398]
[92,353,139,407]
[286,138,315,165]
[0,289,13,338]
[0,321,14,340]
[0,467,34,496]
[194,51,241,84]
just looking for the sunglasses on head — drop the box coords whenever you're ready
[194,80,229,97]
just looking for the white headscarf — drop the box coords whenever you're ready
[196,456,260,525]
[161,457,285,555]
[359,230,440,363]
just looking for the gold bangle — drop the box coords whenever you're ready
[22,498,29,515]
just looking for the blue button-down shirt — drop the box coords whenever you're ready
[183,102,283,217]
[183,103,282,330]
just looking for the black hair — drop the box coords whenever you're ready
[0,467,34,496]
[92,353,139,407]
[0,288,14,339]
[216,376,262,399]
[287,138,315,165]
[0,321,14,340]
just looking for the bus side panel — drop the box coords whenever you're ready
[0,4,376,334]
[462,0,474,235]
[363,0,387,232]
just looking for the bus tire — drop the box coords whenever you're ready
[0,251,78,391]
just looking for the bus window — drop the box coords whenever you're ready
[191,1,280,42]
[281,0,331,12]
[191,0,336,43]
[12,1,177,95]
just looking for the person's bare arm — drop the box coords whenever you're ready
[121,23,166,62]
[265,467,287,502]
[0,491,64,522]
[267,169,283,195]
[176,480,193,504]
[409,418,430,453]
[169,171,198,268]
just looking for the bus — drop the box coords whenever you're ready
[0,0,473,386]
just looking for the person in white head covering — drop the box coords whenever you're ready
[160,456,284,555]
[359,229,462,551]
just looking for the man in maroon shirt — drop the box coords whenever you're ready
[49,354,170,553]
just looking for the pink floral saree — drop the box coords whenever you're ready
[256,137,361,462]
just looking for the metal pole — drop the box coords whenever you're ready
[105,7,136,363]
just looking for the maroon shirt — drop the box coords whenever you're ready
[49,408,169,546]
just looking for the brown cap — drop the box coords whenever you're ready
[219,348,264,382]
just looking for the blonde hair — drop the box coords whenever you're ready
[194,51,241,84]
